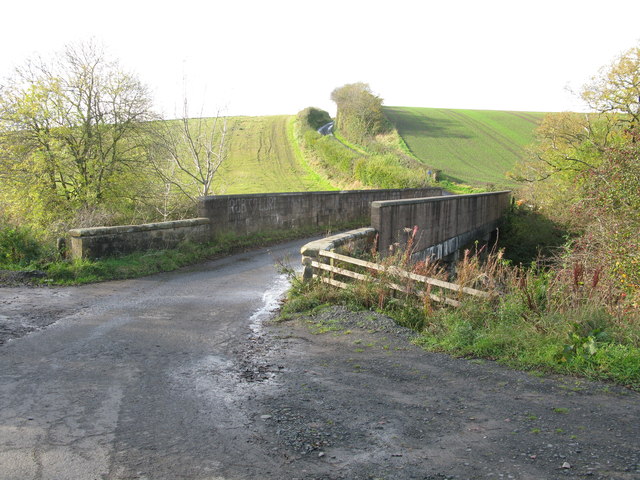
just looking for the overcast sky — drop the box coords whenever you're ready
[2,0,639,118]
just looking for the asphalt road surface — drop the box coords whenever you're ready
[0,239,304,480]
[1,237,639,479]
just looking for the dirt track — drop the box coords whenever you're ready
[1,239,639,479]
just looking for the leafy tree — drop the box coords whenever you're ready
[0,41,155,229]
[513,44,640,212]
[513,44,640,304]
[579,129,640,293]
[330,83,388,143]
[582,45,640,130]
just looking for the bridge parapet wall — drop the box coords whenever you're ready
[69,218,211,259]
[198,188,443,237]
[371,191,511,259]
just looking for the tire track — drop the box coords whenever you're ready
[444,109,524,158]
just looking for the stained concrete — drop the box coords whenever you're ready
[198,188,443,237]
[372,191,511,257]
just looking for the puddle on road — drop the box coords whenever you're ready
[249,274,290,335]
[172,272,292,407]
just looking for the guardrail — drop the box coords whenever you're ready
[310,249,490,308]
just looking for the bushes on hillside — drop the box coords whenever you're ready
[297,107,332,131]
[296,106,430,190]
[331,83,389,143]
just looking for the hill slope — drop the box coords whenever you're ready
[212,115,335,194]
[384,107,545,187]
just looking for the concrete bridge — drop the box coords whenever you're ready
[371,191,511,260]
[299,190,511,279]
[68,188,510,261]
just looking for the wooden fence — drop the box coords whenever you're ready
[310,249,490,308]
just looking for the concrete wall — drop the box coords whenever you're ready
[69,218,211,259]
[371,191,511,259]
[198,188,443,238]
[300,227,377,281]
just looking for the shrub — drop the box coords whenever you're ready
[288,226,640,389]
[0,222,44,267]
[297,107,332,130]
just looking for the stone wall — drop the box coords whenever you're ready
[371,191,511,259]
[69,218,211,259]
[198,188,443,238]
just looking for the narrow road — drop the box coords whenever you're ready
[0,239,305,479]
[1,238,639,479]
[317,122,334,136]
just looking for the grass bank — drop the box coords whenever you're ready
[295,108,437,190]
[280,210,640,390]
[213,115,336,194]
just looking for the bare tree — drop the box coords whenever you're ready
[149,99,230,204]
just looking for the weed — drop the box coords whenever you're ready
[287,223,640,390]
[0,221,47,268]
[309,318,342,335]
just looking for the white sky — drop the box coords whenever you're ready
[2,0,640,118]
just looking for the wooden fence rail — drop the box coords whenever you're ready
[311,249,490,308]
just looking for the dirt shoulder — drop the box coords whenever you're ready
[2,279,639,479]
[1,285,83,345]
[0,283,124,346]
[249,305,640,480]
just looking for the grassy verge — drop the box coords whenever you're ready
[2,221,365,286]
[295,107,489,194]
[280,221,640,390]
[295,108,436,190]
[286,116,337,191]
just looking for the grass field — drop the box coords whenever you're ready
[384,106,546,187]
[212,115,335,194]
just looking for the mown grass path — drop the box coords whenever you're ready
[385,106,545,187]
[214,115,334,194]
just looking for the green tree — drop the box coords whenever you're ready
[582,45,640,130]
[0,41,155,229]
[513,44,640,304]
[513,45,640,212]
[330,83,388,143]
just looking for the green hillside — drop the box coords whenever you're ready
[212,115,335,194]
[384,107,545,187]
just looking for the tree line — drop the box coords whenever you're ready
[0,41,228,238]
[511,44,640,307]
